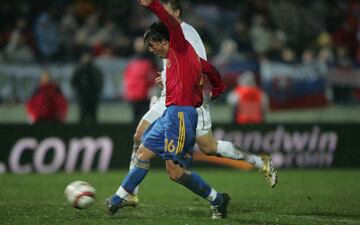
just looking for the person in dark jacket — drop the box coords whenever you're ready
[71,51,103,124]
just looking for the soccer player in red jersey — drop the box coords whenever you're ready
[125,0,277,207]
[107,0,229,219]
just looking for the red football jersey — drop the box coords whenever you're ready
[149,0,203,107]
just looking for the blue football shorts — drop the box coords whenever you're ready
[142,105,198,168]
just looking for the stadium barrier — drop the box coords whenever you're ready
[0,58,128,102]
[0,123,359,174]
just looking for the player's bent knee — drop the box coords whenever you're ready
[197,142,217,155]
[167,172,181,182]
[134,127,145,143]
[196,135,218,155]
[136,145,156,161]
[134,120,151,143]
[133,132,142,143]
[200,146,216,155]
[165,161,185,182]
[166,167,182,181]
[168,170,185,182]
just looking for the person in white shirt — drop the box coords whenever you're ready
[124,0,277,206]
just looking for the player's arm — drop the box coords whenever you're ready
[155,71,164,87]
[200,58,226,101]
[139,0,187,52]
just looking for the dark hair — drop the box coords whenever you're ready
[143,22,169,46]
[160,0,182,17]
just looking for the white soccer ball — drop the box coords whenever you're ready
[64,180,96,209]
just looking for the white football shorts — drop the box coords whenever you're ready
[141,96,212,137]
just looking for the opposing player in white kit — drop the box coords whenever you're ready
[124,0,277,206]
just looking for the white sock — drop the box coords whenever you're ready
[133,186,139,195]
[206,188,218,202]
[116,186,130,199]
[251,155,264,169]
[217,140,264,169]
[216,140,243,160]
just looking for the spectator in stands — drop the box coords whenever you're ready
[277,47,297,64]
[34,8,60,62]
[5,18,35,63]
[264,30,287,62]
[302,48,316,64]
[332,45,354,104]
[227,71,269,124]
[316,31,333,49]
[231,18,255,60]
[91,19,119,56]
[26,69,68,124]
[188,16,218,57]
[74,12,100,53]
[71,50,103,124]
[332,21,357,59]
[318,47,334,65]
[59,5,79,61]
[249,14,273,56]
[123,36,158,123]
[334,45,353,67]
[213,38,243,67]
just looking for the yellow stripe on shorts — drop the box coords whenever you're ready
[176,112,185,155]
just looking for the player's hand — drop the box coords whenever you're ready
[155,72,163,87]
[210,84,226,101]
[137,0,154,7]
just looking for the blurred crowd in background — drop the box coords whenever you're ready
[1,0,360,64]
[1,0,360,124]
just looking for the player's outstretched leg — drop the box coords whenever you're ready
[260,154,278,188]
[123,119,152,207]
[216,141,278,187]
[106,157,150,215]
[123,147,140,207]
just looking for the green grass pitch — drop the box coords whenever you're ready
[1,169,360,225]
